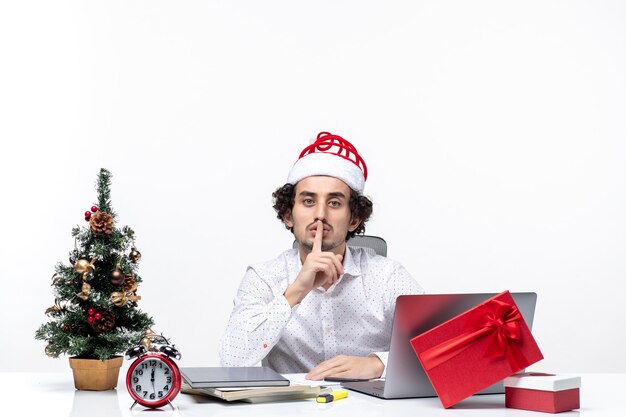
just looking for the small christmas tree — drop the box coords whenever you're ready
[36,168,154,361]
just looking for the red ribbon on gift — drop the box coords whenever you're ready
[419,298,527,371]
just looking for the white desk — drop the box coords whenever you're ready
[4,372,622,416]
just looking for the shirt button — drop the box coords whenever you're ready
[324,292,330,297]
[325,326,332,334]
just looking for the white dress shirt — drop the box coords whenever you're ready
[219,246,424,374]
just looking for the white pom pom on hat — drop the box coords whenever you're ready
[287,132,368,193]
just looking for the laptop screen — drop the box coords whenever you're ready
[382,292,537,399]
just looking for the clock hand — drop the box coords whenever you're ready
[151,368,155,392]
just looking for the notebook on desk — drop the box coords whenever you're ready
[180,367,290,389]
[342,292,538,399]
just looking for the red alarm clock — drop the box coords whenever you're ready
[125,336,182,409]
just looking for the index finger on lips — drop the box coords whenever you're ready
[313,220,323,252]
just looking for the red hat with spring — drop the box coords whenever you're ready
[287,132,368,193]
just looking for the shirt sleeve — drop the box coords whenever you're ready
[385,263,424,314]
[369,351,390,378]
[219,266,295,366]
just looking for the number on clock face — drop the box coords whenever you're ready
[132,357,174,401]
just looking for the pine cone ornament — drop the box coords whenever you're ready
[122,275,137,292]
[91,310,115,333]
[113,274,141,307]
[89,211,114,236]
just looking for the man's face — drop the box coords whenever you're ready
[284,176,361,253]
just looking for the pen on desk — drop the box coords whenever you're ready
[316,389,349,403]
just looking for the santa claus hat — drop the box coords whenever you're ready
[287,132,368,193]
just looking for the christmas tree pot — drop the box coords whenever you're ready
[69,356,123,391]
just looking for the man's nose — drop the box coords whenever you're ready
[314,205,327,223]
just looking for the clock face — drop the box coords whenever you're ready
[126,354,181,408]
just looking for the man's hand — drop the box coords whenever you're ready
[284,220,344,307]
[305,355,384,381]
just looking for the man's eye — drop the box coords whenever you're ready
[329,201,341,207]
[303,199,314,205]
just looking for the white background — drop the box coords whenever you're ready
[1,1,624,373]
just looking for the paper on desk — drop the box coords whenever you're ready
[284,373,342,387]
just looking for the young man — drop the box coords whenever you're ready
[219,132,424,380]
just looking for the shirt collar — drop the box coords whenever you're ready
[342,246,361,278]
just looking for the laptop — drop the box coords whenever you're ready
[342,292,538,399]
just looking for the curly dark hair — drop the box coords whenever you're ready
[272,182,373,241]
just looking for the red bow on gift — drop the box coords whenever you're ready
[419,299,527,371]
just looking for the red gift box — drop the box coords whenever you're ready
[410,290,543,408]
[504,373,581,413]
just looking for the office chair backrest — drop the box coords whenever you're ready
[292,235,387,257]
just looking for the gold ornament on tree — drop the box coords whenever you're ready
[129,245,142,263]
[76,281,91,301]
[111,290,141,307]
[124,274,141,307]
[89,211,114,236]
[74,258,95,301]
[74,258,96,275]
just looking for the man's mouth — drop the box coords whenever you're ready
[310,223,331,232]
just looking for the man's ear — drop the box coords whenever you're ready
[283,210,294,228]
[348,217,361,232]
